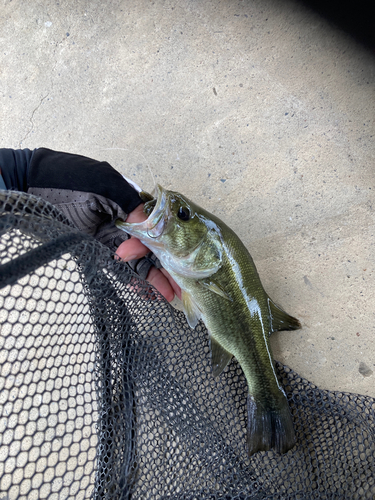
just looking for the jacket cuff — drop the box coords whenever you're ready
[0,148,34,191]
[27,147,143,214]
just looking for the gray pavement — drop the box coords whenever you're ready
[1,0,374,397]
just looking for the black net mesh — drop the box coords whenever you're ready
[0,190,374,500]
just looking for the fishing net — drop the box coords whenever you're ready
[0,190,374,500]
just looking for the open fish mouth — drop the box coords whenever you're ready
[144,185,168,238]
[115,184,169,242]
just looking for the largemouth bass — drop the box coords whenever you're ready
[116,185,301,456]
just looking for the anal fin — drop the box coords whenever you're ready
[210,335,232,377]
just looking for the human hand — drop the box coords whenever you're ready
[26,148,180,302]
[115,204,182,303]
[27,148,143,251]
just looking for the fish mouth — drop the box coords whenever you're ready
[145,184,168,238]
[115,184,169,242]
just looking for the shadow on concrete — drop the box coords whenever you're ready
[297,0,375,51]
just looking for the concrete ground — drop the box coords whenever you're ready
[1,0,374,398]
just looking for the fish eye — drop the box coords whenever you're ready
[177,206,190,221]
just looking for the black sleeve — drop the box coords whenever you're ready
[27,148,142,214]
[0,148,34,191]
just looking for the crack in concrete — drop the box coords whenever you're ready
[18,92,50,148]
[17,41,60,149]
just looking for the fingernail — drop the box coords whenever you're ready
[124,254,138,261]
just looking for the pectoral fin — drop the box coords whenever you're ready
[182,290,201,329]
[200,279,233,301]
[209,335,232,377]
[268,298,301,335]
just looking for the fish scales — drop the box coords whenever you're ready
[176,226,283,403]
[116,185,301,456]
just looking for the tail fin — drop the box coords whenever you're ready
[246,394,296,456]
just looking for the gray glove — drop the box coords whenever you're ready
[21,147,160,280]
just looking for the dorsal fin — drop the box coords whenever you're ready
[209,335,233,377]
[268,298,301,335]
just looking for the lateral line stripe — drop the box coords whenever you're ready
[225,244,281,391]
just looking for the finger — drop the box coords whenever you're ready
[160,268,182,300]
[147,266,176,303]
[115,237,149,261]
[118,203,182,302]
[126,203,146,223]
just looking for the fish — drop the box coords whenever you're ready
[116,185,301,456]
